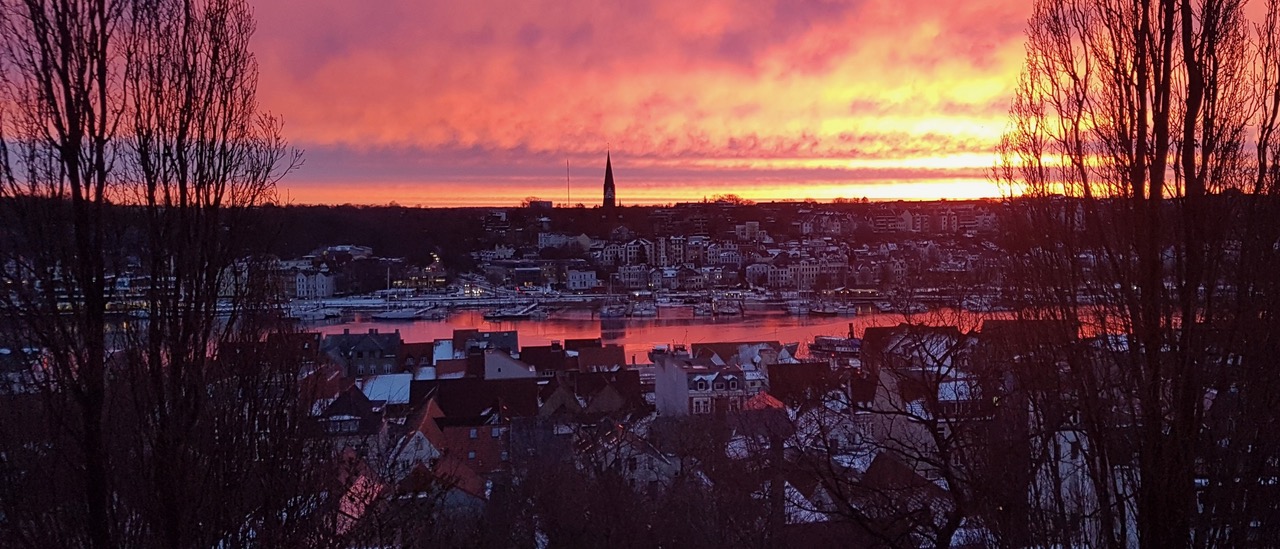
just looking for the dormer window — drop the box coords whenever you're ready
[714,382,725,391]
[696,380,707,391]
[729,380,738,390]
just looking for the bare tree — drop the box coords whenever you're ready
[0,0,319,547]
[995,0,1280,546]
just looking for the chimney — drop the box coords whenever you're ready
[343,328,350,335]
[551,340,563,352]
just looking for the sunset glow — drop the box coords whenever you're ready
[252,0,1032,206]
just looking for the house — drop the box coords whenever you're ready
[518,341,572,375]
[387,397,447,480]
[577,344,626,372]
[450,329,519,356]
[481,350,537,380]
[437,415,510,476]
[617,264,651,290]
[322,328,403,379]
[295,267,335,299]
[399,341,434,375]
[538,370,646,417]
[574,419,680,491]
[358,373,414,415]
[409,378,541,419]
[652,345,764,416]
[314,385,389,453]
[565,269,598,291]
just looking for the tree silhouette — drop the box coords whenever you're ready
[994,0,1280,546]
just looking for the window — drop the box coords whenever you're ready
[728,398,741,412]
[696,380,707,391]
[714,382,725,391]
[693,398,711,414]
[356,365,365,375]
[467,451,476,460]
[491,427,501,438]
[500,451,509,461]
[729,379,738,390]
[383,363,391,374]
[469,428,478,439]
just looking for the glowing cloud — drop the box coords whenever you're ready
[251,0,1032,205]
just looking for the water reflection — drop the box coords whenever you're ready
[310,307,1011,362]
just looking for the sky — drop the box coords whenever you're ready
[251,0,1033,207]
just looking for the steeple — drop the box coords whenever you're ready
[603,151,616,209]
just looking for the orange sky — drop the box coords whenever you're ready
[252,0,1032,207]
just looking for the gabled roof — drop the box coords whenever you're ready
[692,341,784,368]
[410,378,540,418]
[577,345,626,371]
[359,373,413,406]
[321,330,403,363]
[519,344,570,372]
[321,385,386,436]
[743,391,786,411]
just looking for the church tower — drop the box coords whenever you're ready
[603,152,616,209]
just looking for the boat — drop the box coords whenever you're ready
[809,302,839,317]
[599,303,628,318]
[713,301,741,316]
[629,301,658,317]
[872,301,895,313]
[785,299,809,315]
[655,296,682,308]
[809,335,862,359]
[693,303,714,316]
[288,306,342,322]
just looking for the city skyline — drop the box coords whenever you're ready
[252,0,1030,206]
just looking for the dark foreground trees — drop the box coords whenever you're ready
[995,0,1280,546]
[0,0,335,547]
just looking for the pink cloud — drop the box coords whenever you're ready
[249,0,1033,204]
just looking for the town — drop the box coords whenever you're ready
[2,0,1278,546]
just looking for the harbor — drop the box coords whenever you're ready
[304,306,1010,363]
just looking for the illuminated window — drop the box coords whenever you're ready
[469,428,478,439]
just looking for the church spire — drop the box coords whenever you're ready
[603,151,616,209]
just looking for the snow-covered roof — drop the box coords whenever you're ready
[358,373,413,406]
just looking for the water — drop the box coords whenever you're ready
[310,306,1005,363]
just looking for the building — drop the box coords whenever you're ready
[603,152,616,209]
[322,328,403,379]
[295,267,336,299]
[651,345,766,416]
[565,269,598,291]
